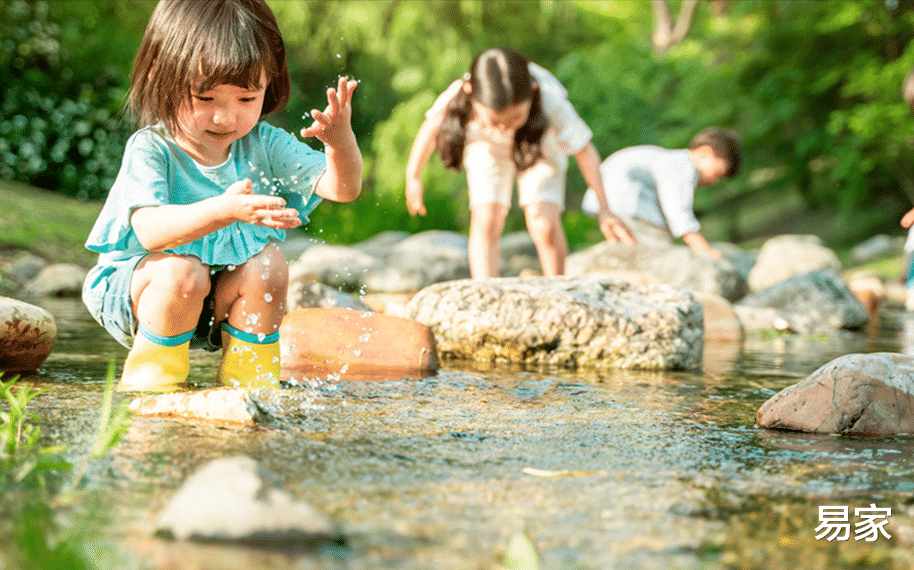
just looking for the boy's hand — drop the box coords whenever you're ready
[300,76,358,148]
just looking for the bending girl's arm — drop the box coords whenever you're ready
[303,77,362,203]
[575,142,636,246]
[404,116,441,216]
[131,179,300,251]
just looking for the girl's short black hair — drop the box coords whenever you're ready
[437,47,547,171]
[128,0,290,132]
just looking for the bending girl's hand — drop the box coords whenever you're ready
[405,177,426,216]
[223,179,301,229]
[300,76,358,148]
[902,207,914,229]
[598,211,637,246]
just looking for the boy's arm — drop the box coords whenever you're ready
[574,142,636,245]
[681,231,724,259]
[302,77,363,203]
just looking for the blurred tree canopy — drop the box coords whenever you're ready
[3,0,914,249]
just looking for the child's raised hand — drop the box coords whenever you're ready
[300,76,358,148]
[223,179,301,229]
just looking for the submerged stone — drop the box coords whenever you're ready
[402,276,703,370]
[156,455,340,544]
[757,352,914,435]
[128,388,269,424]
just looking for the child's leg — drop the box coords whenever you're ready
[121,254,211,391]
[523,200,568,277]
[212,243,287,388]
[468,202,508,279]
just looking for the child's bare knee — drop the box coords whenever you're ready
[159,256,211,299]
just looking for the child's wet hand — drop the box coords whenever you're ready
[300,76,358,147]
[224,179,301,229]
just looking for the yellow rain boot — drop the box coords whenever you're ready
[217,322,281,389]
[118,324,193,392]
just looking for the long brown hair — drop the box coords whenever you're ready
[128,0,290,133]
[437,48,547,171]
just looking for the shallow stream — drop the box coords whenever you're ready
[5,298,914,569]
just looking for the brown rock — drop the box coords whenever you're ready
[0,296,56,371]
[279,307,438,378]
[757,353,914,435]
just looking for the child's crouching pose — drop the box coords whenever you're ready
[82,0,361,392]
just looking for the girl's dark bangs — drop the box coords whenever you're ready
[193,26,272,92]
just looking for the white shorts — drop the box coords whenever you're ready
[464,140,567,210]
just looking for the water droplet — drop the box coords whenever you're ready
[353,349,361,356]
[227,265,236,271]
[264,293,273,302]
[257,332,266,342]
[359,333,370,342]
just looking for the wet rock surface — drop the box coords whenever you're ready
[566,241,748,301]
[402,275,704,369]
[736,270,869,333]
[757,352,914,435]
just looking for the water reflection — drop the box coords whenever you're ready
[12,299,914,570]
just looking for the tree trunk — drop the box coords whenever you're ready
[651,0,700,54]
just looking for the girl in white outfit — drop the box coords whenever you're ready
[405,47,634,278]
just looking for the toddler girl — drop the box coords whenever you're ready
[405,47,634,278]
[82,0,362,392]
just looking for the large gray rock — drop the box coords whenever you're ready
[289,244,381,292]
[157,456,340,543]
[736,270,868,333]
[286,278,373,313]
[401,276,703,370]
[747,234,841,291]
[757,353,914,435]
[289,230,470,294]
[566,241,747,301]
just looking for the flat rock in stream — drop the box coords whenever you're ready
[401,275,703,370]
[757,353,914,435]
[157,456,340,544]
[128,388,269,424]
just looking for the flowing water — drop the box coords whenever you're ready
[4,298,914,570]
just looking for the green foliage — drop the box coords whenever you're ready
[7,0,914,249]
[0,363,134,570]
[0,0,138,199]
[0,376,70,485]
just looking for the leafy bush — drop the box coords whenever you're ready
[0,0,133,200]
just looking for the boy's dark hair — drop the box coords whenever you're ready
[903,68,914,111]
[128,0,290,132]
[437,47,547,171]
[689,127,741,177]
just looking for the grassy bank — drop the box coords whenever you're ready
[0,179,102,268]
